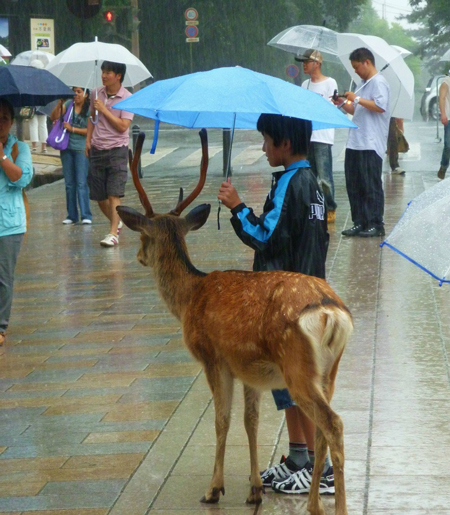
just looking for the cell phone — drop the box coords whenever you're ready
[332,89,340,102]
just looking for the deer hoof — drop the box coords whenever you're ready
[200,487,224,504]
[246,485,264,505]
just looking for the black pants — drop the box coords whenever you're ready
[344,149,384,229]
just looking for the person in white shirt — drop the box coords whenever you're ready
[296,49,338,223]
[332,47,390,238]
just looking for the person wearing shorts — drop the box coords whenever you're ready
[85,61,134,247]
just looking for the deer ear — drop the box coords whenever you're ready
[116,206,152,232]
[184,204,211,231]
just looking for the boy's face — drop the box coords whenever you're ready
[101,68,122,88]
[262,133,285,168]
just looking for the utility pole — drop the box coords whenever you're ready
[130,0,140,90]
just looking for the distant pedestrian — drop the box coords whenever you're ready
[333,47,390,238]
[437,75,450,179]
[296,49,338,223]
[29,59,48,154]
[387,117,407,175]
[85,61,134,247]
[51,87,92,225]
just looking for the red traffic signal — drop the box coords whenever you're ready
[104,10,114,22]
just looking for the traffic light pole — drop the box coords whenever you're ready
[131,0,140,90]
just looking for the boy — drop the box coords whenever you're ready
[217,114,334,494]
[85,61,134,247]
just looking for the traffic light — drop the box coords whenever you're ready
[104,10,114,22]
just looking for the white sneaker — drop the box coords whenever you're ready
[392,167,405,175]
[117,220,123,234]
[62,219,74,225]
[100,233,119,247]
[81,219,92,225]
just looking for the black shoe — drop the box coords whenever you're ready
[341,224,363,237]
[438,167,447,180]
[358,226,385,237]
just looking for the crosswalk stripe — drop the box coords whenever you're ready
[232,144,264,166]
[176,146,222,167]
[141,147,177,167]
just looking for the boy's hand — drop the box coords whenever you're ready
[218,180,241,209]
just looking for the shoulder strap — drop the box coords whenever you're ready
[11,142,30,232]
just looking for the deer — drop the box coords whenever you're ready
[117,129,353,515]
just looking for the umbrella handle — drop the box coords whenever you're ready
[55,129,67,143]
[90,110,99,125]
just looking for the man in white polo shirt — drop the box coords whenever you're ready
[296,49,338,223]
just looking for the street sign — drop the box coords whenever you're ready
[185,25,199,38]
[185,20,199,25]
[184,8,198,21]
[186,38,199,43]
[286,64,299,79]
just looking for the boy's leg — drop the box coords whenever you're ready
[105,147,128,235]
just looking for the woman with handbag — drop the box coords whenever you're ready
[0,99,33,346]
[50,87,92,225]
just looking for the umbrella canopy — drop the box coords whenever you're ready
[267,25,341,63]
[440,48,450,62]
[46,39,152,88]
[0,44,11,58]
[10,50,54,67]
[381,180,450,285]
[391,45,412,58]
[113,66,356,131]
[337,33,415,119]
[0,65,74,107]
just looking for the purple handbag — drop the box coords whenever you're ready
[46,101,74,151]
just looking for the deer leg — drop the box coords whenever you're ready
[243,384,263,505]
[200,364,234,504]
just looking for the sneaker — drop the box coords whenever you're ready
[327,210,336,224]
[100,233,119,247]
[81,219,92,225]
[272,463,335,495]
[117,220,123,235]
[62,219,74,225]
[358,226,385,237]
[438,167,447,180]
[260,456,299,487]
[341,224,363,237]
[392,167,405,175]
[41,148,48,153]
[31,148,37,153]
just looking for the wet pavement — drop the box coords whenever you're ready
[1,121,450,514]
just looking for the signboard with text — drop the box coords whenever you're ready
[30,18,55,54]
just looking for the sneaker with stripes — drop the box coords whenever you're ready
[271,462,335,495]
[260,455,300,487]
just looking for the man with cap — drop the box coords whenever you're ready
[296,49,338,223]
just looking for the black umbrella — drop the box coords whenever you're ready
[0,65,73,107]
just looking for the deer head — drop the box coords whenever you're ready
[117,129,211,268]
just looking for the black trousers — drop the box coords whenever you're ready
[344,148,384,229]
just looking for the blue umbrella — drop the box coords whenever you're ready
[113,66,356,159]
[0,65,73,107]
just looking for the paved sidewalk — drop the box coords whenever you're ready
[1,127,450,515]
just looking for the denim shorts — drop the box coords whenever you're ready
[88,146,128,201]
[272,388,296,410]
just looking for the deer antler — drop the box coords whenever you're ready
[130,132,154,218]
[171,128,209,216]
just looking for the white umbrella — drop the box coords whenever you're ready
[381,179,450,286]
[391,45,413,58]
[267,25,341,63]
[46,38,152,89]
[337,33,415,120]
[440,48,450,62]
[0,44,11,58]
[10,50,54,67]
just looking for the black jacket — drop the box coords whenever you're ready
[230,163,328,279]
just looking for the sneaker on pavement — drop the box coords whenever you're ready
[341,224,363,237]
[260,455,299,487]
[117,220,123,234]
[62,219,74,225]
[81,219,92,225]
[272,463,335,495]
[438,167,447,180]
[392,167,405,175]
[100,233,119,247]
[358,226,385,237]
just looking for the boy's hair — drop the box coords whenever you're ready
[349,47,375,66]
[0,99,15,121]
[257,114,312,155]
[101,61,126,83]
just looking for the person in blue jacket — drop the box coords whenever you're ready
[0,99,33,346]
[218,114,334,495]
